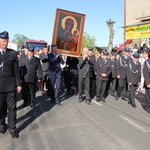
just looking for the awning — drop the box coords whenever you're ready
[121,20,150,28]
[119,20,150,40]
[95,46,117,52]
[136,15,150,21]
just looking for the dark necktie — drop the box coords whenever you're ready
[29,57,33,60]
[2,51,6,55]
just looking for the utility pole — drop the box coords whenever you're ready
[106,19,115,52]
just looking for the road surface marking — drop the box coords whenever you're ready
[92,100,104,106]
[119,115,150,133]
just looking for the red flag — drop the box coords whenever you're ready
[125,39,132,44]
[117,43,125,51]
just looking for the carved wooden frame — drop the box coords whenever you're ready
[52,8,85,57]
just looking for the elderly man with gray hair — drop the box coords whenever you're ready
[78,47,95,105]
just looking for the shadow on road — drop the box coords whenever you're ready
[16,93,55,133]
[16,86,75,133]
[135,92,147,112]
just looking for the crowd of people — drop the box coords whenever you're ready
[16,42,150,111]
[1,30,150,139]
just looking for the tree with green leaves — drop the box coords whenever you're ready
[11,34,28,45]
[82,32,96,53]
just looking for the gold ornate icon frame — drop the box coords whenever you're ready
[52,8,85,57]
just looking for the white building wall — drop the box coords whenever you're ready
[7,42,18,51]
[125,0,150,47]
[126,0,150,25]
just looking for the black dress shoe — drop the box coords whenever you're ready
[131,104,137,108]
[111,94,116,97]
[78,97,84,102]
[56,101,62,106]
[121,97,128,101]
[41,91,44,96]
[0,125,7,134]
[96,97,100,102]
[115,95,119,100]
[146,109,150,113]
[101,98,106,102]
[87,101,91,105]
[46,90,51,97]
[23,102,28,107]
[50,101,56,104]
[30,102,35,108]
[78,99,82,102]
[56,103,62,106]
[85,100,91,105]
[9,131,19,139]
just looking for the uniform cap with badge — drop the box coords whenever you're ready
[101,49,106,53]
[103,51,110,56]
[22,45,29,49]
[124,47,130,52]
[132,53,139,58]
[111,52,117,57]
[0,31,9,39]
[28,46,35,53]
[88,47,93,51]
[51,44,57,48]
[143,48,150,54]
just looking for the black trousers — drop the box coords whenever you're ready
[0,91,16,131]
[78,77,90,100]
[116,78,128,99]
[41,71,48,92]
[23,82,36,104]
[96,79,107,99]
[90,76,95,97]
[128,84,137,105]
[110,78,117,94]
[48,74,61,103]
[67,71,78,93]
[144,87,150,109]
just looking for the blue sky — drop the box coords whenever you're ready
[0,0,124,47]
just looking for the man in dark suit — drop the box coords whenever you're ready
[66,56,79,95]
[19,46,42,108]
[78,47,95,105]
[95,51,112,102]
[143,51,150,113]
[47,44,64,105]
[39,46,49,95]
[20,45,28,58]
[127,53,141,108]
[115,48,131,101]
[109,53,118,97]
[88,47,96,98]
[20,45,29,104]
[0,31,21,138]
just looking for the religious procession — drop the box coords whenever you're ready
[0,2,150,145]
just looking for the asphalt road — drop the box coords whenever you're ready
[0,89,150,150]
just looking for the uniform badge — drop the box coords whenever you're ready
[0,62,3,69]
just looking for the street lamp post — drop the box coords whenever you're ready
[106,19,115,53]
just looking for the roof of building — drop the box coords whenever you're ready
[121,20,150,28]
[95,46,117,51]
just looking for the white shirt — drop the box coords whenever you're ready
[0,50,6,54]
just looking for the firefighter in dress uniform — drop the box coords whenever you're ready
[95,51,113,102]
[19,46,42,108]
[115,48,131,101]
[127,53,141,108]
[0,31,21,138]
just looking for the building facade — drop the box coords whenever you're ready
[124,0,150,48]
